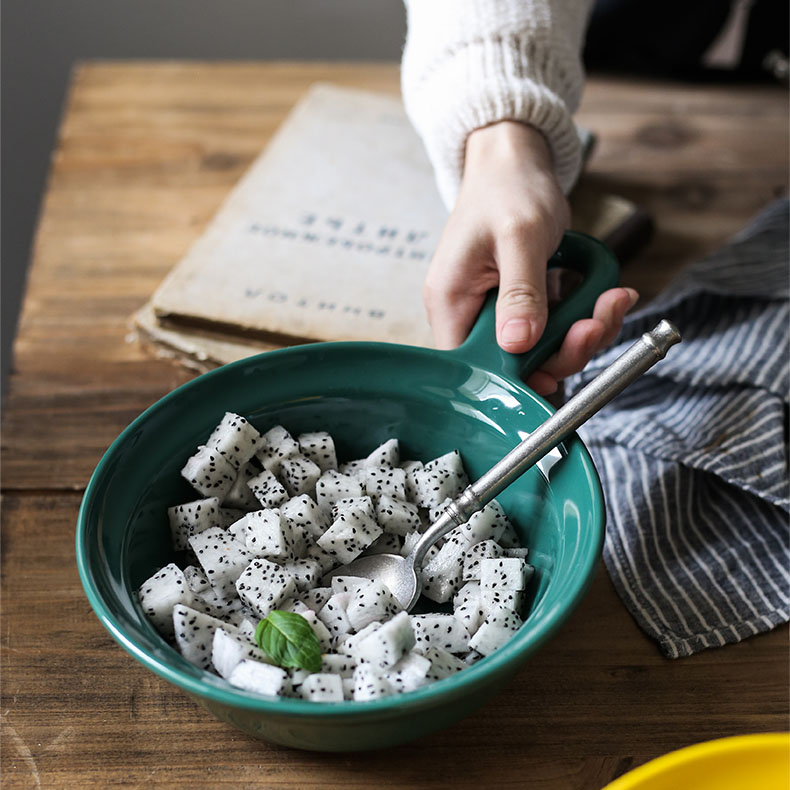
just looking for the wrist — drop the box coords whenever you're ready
[464,121,554,174]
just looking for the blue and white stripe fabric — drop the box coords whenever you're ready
[566,198,790,657]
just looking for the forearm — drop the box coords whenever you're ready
[401,0,595,208]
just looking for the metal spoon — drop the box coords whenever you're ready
[325,320,682,610]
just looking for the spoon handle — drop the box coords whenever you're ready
[411,320,682,570]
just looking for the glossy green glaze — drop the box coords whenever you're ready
[77,231,618,751]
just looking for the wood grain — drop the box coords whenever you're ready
[1,62,788,789]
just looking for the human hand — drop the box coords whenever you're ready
[422,121,638,395]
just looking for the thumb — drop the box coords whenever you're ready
[495,232,549,354]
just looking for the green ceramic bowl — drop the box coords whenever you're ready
[77,231,617,751]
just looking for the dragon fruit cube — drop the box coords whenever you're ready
[281,557,323,592]
[400,530,435,559]
[457,500,508,544]
[238,509,294,561]
[316,506,383,565]
[183,564,210,593]
[297,431,338,472]
[299,586,333,612]
[331,495,375,522]
[300,673,344,702]
[191,582,245,624]
[138,563,196,638]
[423,646,468,681]
[229,659,289,697]
[364,438,400,468]
[384,651,432,693]
[453,580,481,609]
[342,676,356,700]
[420,531,472,603]
[304,541,341,574]
[235,558,296,619]
[247,469,289,509]
[454,601,487,635]
[412,449,469,508]
[172,604,229,670]
[362,466,407,502]
[321,653,357,677]
[336,621,380,655]
[188,527,252,598]
[280,494,329,539]
[375,494,421,536]
[181,445,236,500]
[346,580,403,632]
[468,606,523,656]
[352,611,415,669]
[212,627,271,678]
[400,459,424,502]
[285,521,309,560]
[462,539,505,581]
[410,613,470,654]
[315,470,363,515]
[497,519,522,548]
[279,456,322,498]
[330,576,372,596]
[279,597,312,615]
[317,592,353,640]
[480,557,530,590]
[167,497,224,551]
[352,664,394,701]
[481,588,526,612]
[300,609,333,652]
[255,425,300,474]
[205,412,261,471]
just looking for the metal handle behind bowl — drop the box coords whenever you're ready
[452,231,620,380]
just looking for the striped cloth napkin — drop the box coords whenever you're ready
[565,198,790,658]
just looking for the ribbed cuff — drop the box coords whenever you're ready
[402,8,588,208]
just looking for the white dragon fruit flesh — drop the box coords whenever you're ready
[205,412,261,471]
[247,468,289,509]
[172,603,232,670]
[239,508,294,561]
[229,659,289,696]
[188,527,252,599]
[167,497,223,552]
[138,563,196,638]
[256,425,300,474]
[297,431,338,472]
[140,417,534,705]
[279,456,322,498]
[299,672,345,702]
[181,446,236,500]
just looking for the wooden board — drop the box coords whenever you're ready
[1,62,788,789]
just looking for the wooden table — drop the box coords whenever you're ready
[2,62,787,789]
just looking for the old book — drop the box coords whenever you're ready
[137,83,651,367]
[150,83,446,348]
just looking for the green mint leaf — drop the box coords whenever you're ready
[254,610,322,673]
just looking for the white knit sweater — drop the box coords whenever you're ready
[401,0,594,209]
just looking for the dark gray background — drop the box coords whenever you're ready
[1,0,407,398]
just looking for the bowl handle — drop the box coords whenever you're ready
[451,231,620,381]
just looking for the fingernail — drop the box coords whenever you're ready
[625,288,639,307]
[500,319,532,347]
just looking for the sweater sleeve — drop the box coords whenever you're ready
[400,0,594,209]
